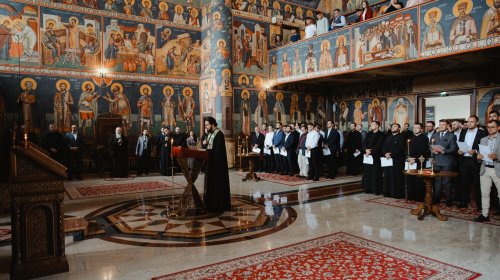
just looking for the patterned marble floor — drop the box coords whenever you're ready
[0,170,498,279]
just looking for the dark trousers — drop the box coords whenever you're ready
[434,165,454,202]
[159,151,171,176]
[286,150,295,175]
[459,157,481,207]
[281,155,289,174]
[326,151,338,178]
[265,153,275,172]
[274,153,282,173]
[137,152,151,175]
[67,151,83,179]
[307,148,322,179]
[254,154,264,172]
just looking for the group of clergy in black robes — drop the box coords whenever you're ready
[38,123,86,180]
[362,121,429,200]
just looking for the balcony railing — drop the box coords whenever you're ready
[268,0,500,85]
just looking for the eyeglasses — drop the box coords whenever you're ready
[487,126,497,129]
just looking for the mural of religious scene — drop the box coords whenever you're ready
[156,25,201,76]
[41,8,101,69]
[232,0,319,24]
[270,29,350,81]
[352,8,418,69]
[0,73,200,137]
[233,88,323,136]
[200,28,211,75]
[232,17,269,74]
[387,96,414,128]
[103,18,156,74]
[0,2,39,66]
[477,87,500,125]
[420,0,500,58]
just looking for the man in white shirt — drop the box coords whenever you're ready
[425,121,435,142]
[316,12,329,36]
[297,124,309,178]
[457,115,487,208]
[264,125,275,172]
[306,123,320,181]
[330,9,346,30]
[304,17,317,39]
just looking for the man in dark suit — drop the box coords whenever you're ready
[289,123,300,174]
[431,119,458,205]
[283,125,297,176]
[41,123,65,163]
[324,120,340,179]
[425,121,436,142]
[272,122,285,174]
[457,115,488,209]
[406,123,429,201]
[158,127,172,176]
[65,124,84,180]
[250,126,265,172]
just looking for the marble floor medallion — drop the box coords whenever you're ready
[84,195,296,247]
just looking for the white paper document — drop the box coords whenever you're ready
[479,144,493,163]
[305,150,311,158]
[323,148,331,156]
[264,147,271,155]
[363,155,373,164]
[380,157,393,167]
[457,141,471,152]
[273,148,280,154]
[280,149,288,156]
[252,147,261,153]
[353,151,361,157]
[425,159,432,168]
[405,162,418,170]
[431,144,445,151]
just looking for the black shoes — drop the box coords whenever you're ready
[474,215,490,222]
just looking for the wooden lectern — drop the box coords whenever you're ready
[172,147,208,217]
[9,140,69,279]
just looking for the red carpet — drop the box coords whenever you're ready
[0,225,11,245]
[66,180,184,200]
[238,172,350,186]
[152,232,480,280]
[367,197,500,226]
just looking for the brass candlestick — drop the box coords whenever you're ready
[418,155,425,174]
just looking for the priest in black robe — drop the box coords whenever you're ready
[362,121,385,194]
[110,127,128,178]
[382,123,406,198]
[406,123,429,202]
[203,117,231,212]
[158,127,172,176]
[346,123,363,175]
[40,123,65,163]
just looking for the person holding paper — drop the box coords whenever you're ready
[382,124,406,198]
[289,123,300,174]
[297,124,309,178]
[406,123,429,202]
[362,121,385,194]
[264,125,275,173]
[306,123,321,181]
[475,120,500,222]
[430,119,459,206]
[283,125,296,176]
[324,120,340,179]
[346,123,363,176]
[457,115,487,209]
[272,122,285,174]
[250,126,265,172]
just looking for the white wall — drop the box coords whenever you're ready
[425,95,471,122]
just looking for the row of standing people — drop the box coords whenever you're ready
[362,114,500,223]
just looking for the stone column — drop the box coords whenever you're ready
[208,0,235,167]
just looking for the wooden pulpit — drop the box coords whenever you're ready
[172,147,208,217]
[9,140,69,279]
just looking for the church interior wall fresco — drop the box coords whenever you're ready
[270,0,500,85]
[0,0,202,137]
